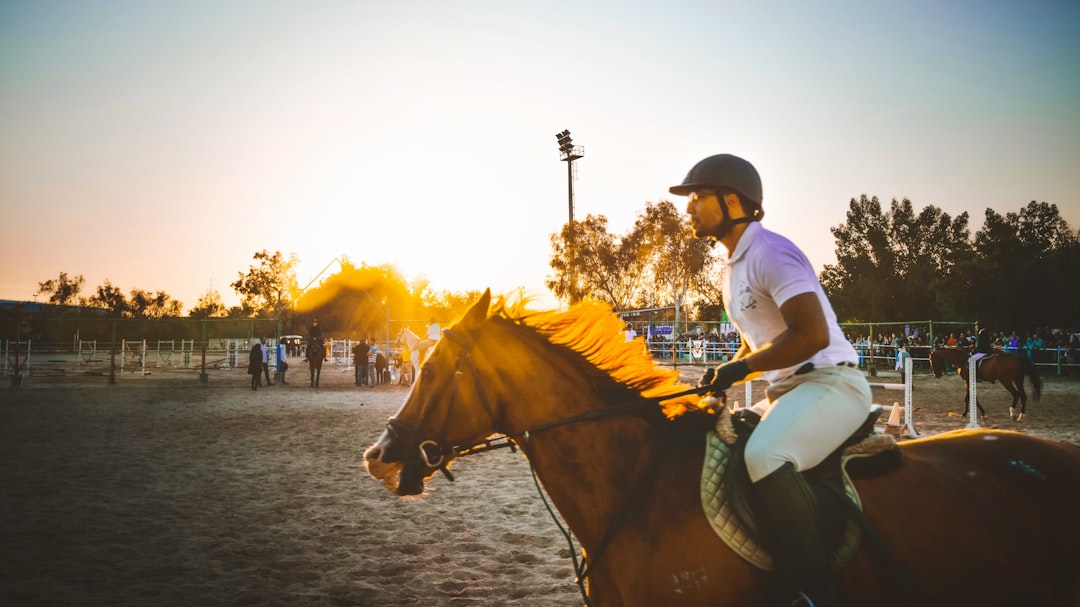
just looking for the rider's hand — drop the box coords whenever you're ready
[698,359,751,395]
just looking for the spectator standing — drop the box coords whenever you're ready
[368,343,379,386]
[1031,333,1045,363]
[423,317,439,360]
[353,339,368,386]
[260,337,274,386]
[276,339,288,385]
[895,340,911,384]
[1007,333,1020,354]
[400,343,413,385]
[248,340,262,391]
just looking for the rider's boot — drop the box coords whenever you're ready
[754,462,841,607]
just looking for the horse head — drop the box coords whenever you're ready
[365,289,494,496]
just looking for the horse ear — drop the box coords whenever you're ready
[462,289,491,328]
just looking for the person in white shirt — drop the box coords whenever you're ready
[672,153,870,607]
[422,318,442,363]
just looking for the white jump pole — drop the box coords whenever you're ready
[902,357,917,436]
[967,358,980,429]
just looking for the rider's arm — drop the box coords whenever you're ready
[737,292,829,375]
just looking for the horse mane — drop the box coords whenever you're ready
[489,297,701,418]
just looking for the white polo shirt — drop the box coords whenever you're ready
[721,222,858,383]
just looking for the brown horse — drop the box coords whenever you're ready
[365,291,1080,606]
[929,347,1043,421]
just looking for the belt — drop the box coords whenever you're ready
[794,361,857,375]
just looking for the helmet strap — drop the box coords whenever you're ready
[714,199,759,239]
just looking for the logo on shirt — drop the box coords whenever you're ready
[739,285,757,311]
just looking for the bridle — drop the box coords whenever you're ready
[380,319,714,606]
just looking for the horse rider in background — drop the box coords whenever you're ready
[969,320,993,365]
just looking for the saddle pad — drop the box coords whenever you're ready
[700,431,775,570]
[700,429,877,571]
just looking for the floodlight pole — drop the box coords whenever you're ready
[555,129,584,224]
[556,129,584,303]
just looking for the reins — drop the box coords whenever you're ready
[396,383,712,469]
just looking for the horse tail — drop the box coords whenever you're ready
[1024,356,1043,402]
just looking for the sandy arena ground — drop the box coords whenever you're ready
[1,360,1078,606]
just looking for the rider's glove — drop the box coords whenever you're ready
[698,359,751,395]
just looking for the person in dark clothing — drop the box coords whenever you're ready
[353,339,369,386]
[248,341,263,390]
[374,349,388,385]
[970,320,993,363]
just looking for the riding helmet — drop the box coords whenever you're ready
[669,154,763,204]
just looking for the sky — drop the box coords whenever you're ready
[2,0,1078,312]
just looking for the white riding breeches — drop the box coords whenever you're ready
[743,365,872,483]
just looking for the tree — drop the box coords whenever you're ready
[629,201,718,320]
[820,195,970,321]
[546,214,648,309]
[547,202,715,316]
[231,250,298,317]
[80,280,129,316]
[189,289,228,318]
[422,288,489,323]
[36,272,85,305]
[969,202,1080,328]
[823,196,1077,328]
[128,289,183,318]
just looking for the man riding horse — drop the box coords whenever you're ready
[676,153,871,607]
[969,320,993,364]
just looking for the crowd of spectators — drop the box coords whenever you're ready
[635,320,1079,372]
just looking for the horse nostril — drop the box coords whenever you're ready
[364,446,382,463]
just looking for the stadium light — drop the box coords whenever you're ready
[554,129,584,224]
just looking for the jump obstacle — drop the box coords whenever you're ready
[3,340,31,378]
[867,357,917,437]
[79,340,97,365]
[121,339,148,376]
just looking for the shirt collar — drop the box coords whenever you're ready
[722,221,763,266]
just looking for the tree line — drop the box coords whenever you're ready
[26,252,485,340]
[24,196,1080,335]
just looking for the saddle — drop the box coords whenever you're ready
[700,406,902,571]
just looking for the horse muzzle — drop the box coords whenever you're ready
[364,427,446,496]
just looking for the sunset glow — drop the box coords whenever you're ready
[2,1,1077,312]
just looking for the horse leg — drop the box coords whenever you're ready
[1015,379,1028,421]
[1002,381,1022,421]
[962,383,971,419]
[316,366,321,388]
